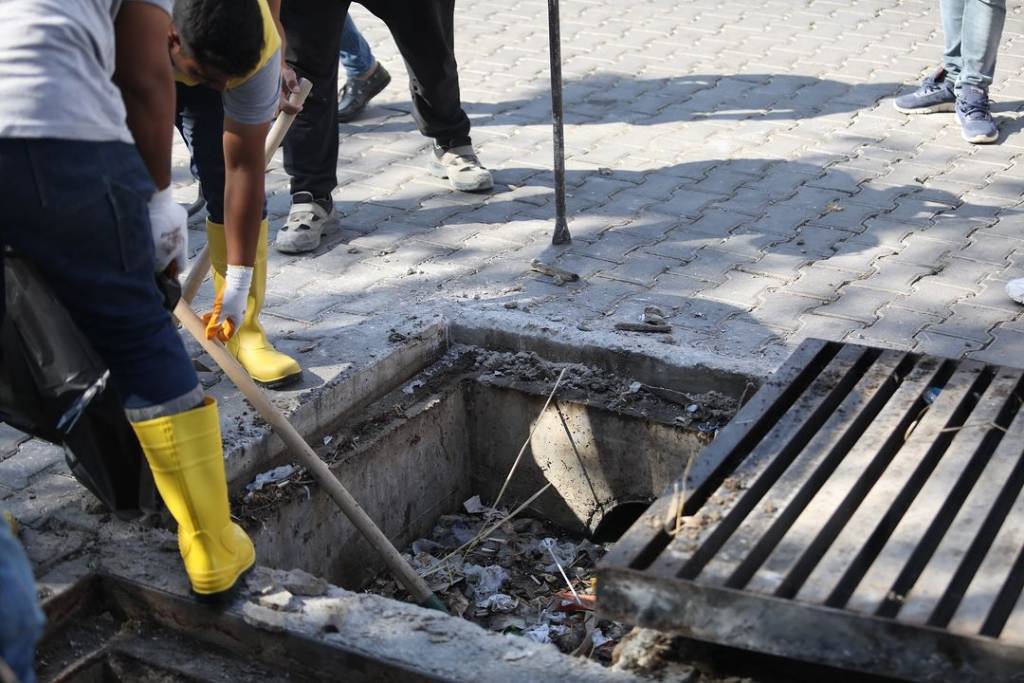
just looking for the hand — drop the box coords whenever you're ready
[148,187,188,274]
[202,265,252,341]
[278,65,302,115]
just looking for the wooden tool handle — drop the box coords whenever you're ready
[264,77,312,166]
[173,300,437,606]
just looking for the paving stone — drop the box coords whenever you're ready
[914,330,986,359]
[812,284,896,324]
[850,306,943,348]
[969,325,1024,365]
[924,304,1011,343]
[0,424,30,461]
[665,247,756,284]
[0,440,64,490]
[793,313,867,344]
[596,253,679,287]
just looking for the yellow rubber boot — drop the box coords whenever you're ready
[130,398,255,595]
[206,218,302,388]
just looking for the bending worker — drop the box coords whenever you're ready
[0,0,256,610]
[173,0,302,389]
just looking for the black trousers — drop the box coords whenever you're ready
[282,0,472,198]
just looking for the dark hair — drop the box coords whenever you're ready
[173,0,264,78]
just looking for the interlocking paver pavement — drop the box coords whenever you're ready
[209,0,1024,372]
[7,0,1024,505]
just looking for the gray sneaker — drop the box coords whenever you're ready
[429,144,493,192]
[956,85,998,144]
[893,67,956,114]
[274,192,334,254]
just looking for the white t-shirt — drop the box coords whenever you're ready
[0,0,172,143]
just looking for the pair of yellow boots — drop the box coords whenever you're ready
[129,219,300,595]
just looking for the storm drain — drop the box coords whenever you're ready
[599,338,1024,683]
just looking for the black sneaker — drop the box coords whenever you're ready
[337,64,391,122]
[893,67,956,114]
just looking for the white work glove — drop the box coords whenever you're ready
[203,265,252,341]
[148,187,188,274]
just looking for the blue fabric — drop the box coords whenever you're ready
[0,522,44,683]
[0,139,199,411]
[942,0,1007,90]
[175,83,268,224]
[339,14,375,80]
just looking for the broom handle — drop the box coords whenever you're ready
[181,78,313,304]
[173,300,437,605]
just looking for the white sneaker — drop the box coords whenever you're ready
[274,192,334,254]
[428,144,493,192]
[1007,278,1024,304]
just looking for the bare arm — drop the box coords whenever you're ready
[222,117,272,267]
[113,2,175,189]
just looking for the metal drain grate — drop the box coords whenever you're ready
[599,339,1024,682]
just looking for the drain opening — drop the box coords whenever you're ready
[591,501,652,544]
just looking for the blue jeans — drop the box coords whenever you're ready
[0,522,45,683]
[942,0,1007,91]
[175,84,267,223]
[0,139,199,412]
[340,14,375,79]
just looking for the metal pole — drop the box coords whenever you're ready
[548,0,571,245]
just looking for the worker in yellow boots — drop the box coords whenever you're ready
[171,0,302,388]
[0,0,254,610]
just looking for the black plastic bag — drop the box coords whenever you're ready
[0,254,157,519]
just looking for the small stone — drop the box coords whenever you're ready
[503,301,519,310]
[259,589,295,611]
[241,602,288,633]
[282,568,329,597]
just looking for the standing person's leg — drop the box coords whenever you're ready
[337,14,392,123]
[0,521,44,683]
[177,84,301,388]
[277,0,348,254]
[893,0,962,114]
[942,0,968,83]
[365,0,492,191]
[0,138,254,596]
[952,0,1006,143]
[958,0,1006,91]
[340,14,375,80]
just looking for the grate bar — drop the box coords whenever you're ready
[649,345,876,579]
[697,350,913,588]
[743,355,950,597]
[799,361,990,607]
[600,338,836,573]
[845,367,1024,616]
[948,450,1024,637]
[897,394,1024,627]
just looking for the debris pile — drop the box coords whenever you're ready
[367,495,628,664]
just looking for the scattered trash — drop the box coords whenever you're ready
[924,387,942,404]
[463,495,488,515]
[367,505,629,665]
[627,382,643,394]
[686,404,699,414]
[402,379,425,395]
[245,465,297,497]
[530,259,579,286]
[322,435,333,446]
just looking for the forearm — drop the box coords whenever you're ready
[113,2,176,189]
[223,165,265,267]
[121,82,175,189]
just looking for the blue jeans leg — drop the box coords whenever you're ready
[0,523,45,683]
[942,0,1006,90]
[0,139,199,412]
[339,14,375,80]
